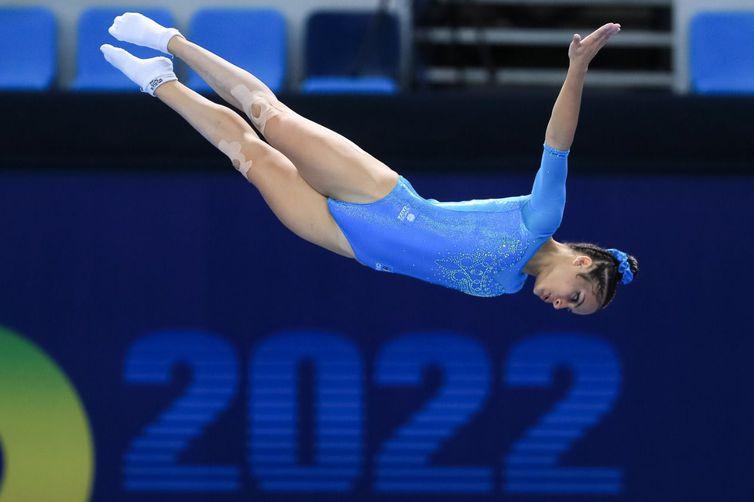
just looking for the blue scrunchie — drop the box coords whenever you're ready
[607,248,634,285]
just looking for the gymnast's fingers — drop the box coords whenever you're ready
[584,23,619,46]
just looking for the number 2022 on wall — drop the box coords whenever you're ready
[122,331,622,495]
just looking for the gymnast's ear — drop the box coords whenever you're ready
[572,255,593,268]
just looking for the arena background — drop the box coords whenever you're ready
[0,1,752,501]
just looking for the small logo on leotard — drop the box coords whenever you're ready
[375,262,393,272]
[397,205,415,222]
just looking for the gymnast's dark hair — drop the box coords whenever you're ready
[565,242,639,308]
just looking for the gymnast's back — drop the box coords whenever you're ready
[327,144,569,297]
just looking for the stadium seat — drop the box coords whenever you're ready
[690,11,754,94]
[302,11,400,94]
[187,8,286,93]
[0,7,56,90]
[72,8,176,92]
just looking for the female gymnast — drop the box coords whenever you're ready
[101,13,637,315]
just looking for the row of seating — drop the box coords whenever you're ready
[0,7,400,94]
[1,7,753,94]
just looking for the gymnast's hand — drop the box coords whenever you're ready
[568,23,621,71]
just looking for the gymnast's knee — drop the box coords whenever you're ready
[230,85,288,136]
[218,134,258,179]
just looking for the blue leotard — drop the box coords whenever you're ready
[327,144,569,297]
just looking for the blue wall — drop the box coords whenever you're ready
[0,171,751,501]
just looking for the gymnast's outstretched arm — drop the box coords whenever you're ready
[545,22,621,151]
[524,23,622,236]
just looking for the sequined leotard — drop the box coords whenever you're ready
[327,144,569,297]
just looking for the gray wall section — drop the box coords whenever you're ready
[0,0,411,90]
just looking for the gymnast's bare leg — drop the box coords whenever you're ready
[100,44,355,259]
[108,12,399,204]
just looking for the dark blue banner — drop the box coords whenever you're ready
[0,171,751,501]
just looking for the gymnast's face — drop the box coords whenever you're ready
[533,256,601,315]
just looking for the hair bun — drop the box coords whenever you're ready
[564,241,638,308]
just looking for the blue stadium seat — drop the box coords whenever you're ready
[0,8,56,90]
[302,11,400,94]
[187,8,286,93]
[301,76,397,94]
[72,8,176,92]
[690,11,754,94]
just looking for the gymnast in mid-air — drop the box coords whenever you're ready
[101,13,637,315]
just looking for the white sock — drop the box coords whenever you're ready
[100,44,177,96]
[108,12,183,55]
